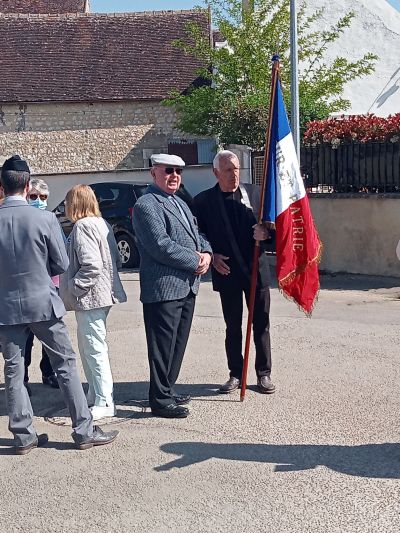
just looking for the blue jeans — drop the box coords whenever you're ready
[75,307,113,407]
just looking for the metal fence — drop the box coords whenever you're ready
[252,154,265,186]
[252,142,400,193]
[302,142,400,193]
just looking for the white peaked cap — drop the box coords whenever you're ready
[150,153,186,167]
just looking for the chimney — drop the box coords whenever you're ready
[242,0,254,16]
[84,0,90,13]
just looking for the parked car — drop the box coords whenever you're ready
[53,181,194,268]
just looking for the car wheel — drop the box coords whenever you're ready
[116,233,139,268]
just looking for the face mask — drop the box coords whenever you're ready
[29,198,48,210]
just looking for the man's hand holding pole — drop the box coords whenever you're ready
[252,223,270,242]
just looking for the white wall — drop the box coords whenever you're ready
[310,195,400,277]
[304,0,400,116]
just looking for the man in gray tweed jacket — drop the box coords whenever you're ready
[133,154,212,418]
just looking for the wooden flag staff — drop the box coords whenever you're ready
[240,56,280,402]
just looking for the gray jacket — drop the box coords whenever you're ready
[59,217,127,311]
[132,184,212,303]
[0,197,68,325]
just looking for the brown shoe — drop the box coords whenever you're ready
[219,377,241,394]
[15,433,49,455]
[257,376,276,394]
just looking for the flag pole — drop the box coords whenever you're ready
[240,56,280,402]
[290,0,300,159]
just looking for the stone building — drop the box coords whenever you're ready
[0,2,211,173]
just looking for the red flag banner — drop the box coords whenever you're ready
[263,78,322,315]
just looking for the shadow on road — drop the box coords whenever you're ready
[155,441,400,478]
[0,381,231,418]
[114,382,239,406]
[0,436,79,455]
[112,382,230,404]
[270,270,400,292]
[200,265,400,292]
[120,264,400,292]
[319,272,400,293]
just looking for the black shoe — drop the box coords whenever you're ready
[219,377,241,394]
[75,425,119,451]
[42,374,60,389]
[151,403,189,418]
[15,434,48,455]
[173,395,191,405]
[24,382,32,397]
[257,375,276,394]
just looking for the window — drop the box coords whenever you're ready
[91,183,121,203]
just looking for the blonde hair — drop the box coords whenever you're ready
[65,184,101,223]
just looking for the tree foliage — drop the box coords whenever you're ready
[164,0,377,149]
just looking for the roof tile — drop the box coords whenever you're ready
[0,0,86,14]
[0,10,209,103]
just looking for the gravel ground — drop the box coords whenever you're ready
[0,271,399,533]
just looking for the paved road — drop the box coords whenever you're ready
[0,272,399,532]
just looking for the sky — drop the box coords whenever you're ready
[91,0,400,12]
[387,0,400,9]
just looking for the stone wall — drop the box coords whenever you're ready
[0,100,187,173]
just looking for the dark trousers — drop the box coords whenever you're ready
[143,292,196,409]
[24,331,54,382]
[219,284,272,380]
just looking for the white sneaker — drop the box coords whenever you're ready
[90,404,116,421]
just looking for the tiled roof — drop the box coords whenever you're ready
[0,10,209,103]
[0,0,87,13]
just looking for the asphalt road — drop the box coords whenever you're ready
[0,271,399,533]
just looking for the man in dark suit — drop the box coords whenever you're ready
[133,154,212,418]
[194,150,276,394]
[0,155,118,454]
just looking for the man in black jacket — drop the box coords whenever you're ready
[194,150,276,394]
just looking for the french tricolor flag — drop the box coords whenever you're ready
[263,78,322,316]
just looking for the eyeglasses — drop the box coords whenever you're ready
[164,167,183,175]
[29,193,48,201]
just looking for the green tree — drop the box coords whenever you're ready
[164,0,377,149]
